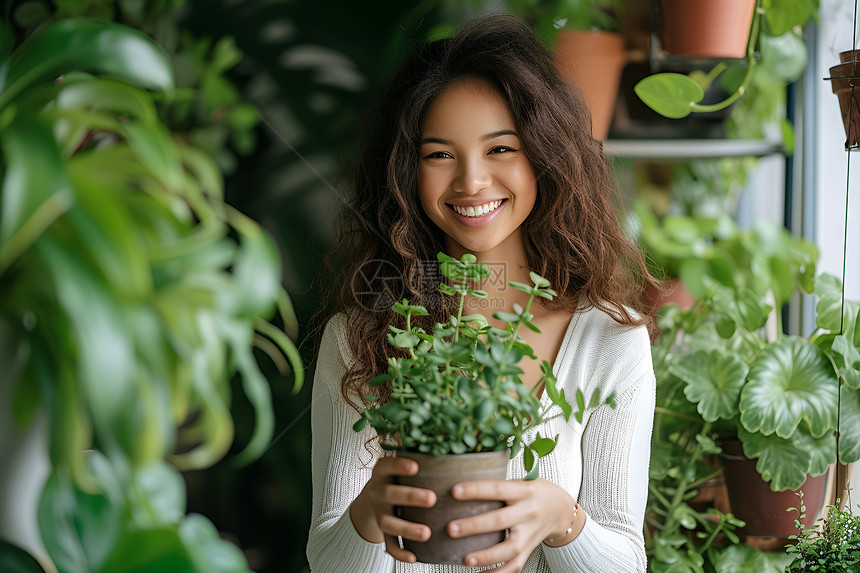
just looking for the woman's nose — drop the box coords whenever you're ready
[452,160,491,194]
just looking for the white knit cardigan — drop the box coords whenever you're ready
[307,307,656,572]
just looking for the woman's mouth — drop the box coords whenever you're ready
[445,199,507,227]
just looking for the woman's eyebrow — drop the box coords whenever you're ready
[420,130,520,146]
[481,129,519,142]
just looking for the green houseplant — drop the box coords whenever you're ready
[0,18,302,573]
[643,217,860,567]
[786,492,860,571]
[353,252,612,563]
[634,0,815,120]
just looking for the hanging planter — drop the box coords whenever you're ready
[826,49,860,150]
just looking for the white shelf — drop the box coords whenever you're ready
[604,139,785,160]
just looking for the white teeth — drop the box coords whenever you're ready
[452,200,502,218]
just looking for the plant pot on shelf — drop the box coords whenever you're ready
[554,30,626,140]
[643,277,696,314]
[658,0,756,59]
[827,49,860,150]
[396,450,509,565]
[718,439,828,541]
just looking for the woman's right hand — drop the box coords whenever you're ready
[349,456,437,563]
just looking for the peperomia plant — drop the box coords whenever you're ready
[354,252,609,480]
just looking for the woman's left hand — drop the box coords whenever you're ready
[447,477,581,572]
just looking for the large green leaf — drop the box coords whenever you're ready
[0,112,73,271]
[98,527,195,573]
[740,337,838,438]
[739,427,812,491]
[0,20,173,109]
[838,386,860,464]
[634,73,704,119]
[815,273,858,333]
[711,544,771,572]
[178,514,250,573]
[672,350,748,422]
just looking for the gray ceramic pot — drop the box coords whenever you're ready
[396,449,509,565]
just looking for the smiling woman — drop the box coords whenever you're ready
[307,11,659,573]
[417,79,537,257]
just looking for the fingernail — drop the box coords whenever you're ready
[466,557,477,566]
[452,484,463,496]
[449,523,460,536]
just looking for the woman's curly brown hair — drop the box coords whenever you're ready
[308,12,658,410]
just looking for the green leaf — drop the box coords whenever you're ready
[528,271,550,288]
[0,19,173,109]
[530,436,557,457]
[815,273,848,332]
[634,73,705,119]
[0,112,74,271]
[0,539,46,573]
[392,331,420,348]
[179,513,251,572]
[711,544,771,572]
[672,350,748,422]
[741,337,838,438]
[739,427,812,491]
[764,0,813,36]
[838,387,860,464]
[100,527,196,573]
[831,335,860,390]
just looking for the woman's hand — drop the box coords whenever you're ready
[447,478,582,572]
[349,456,437,563]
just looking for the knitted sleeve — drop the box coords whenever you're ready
[542,321,656,572]
[306,314,395,573]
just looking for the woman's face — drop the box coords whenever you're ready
[417,79,537,259]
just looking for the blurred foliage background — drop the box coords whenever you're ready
[1,0,808,571]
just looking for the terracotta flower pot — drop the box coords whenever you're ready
[554,30,626,140]
[718,439,827,540]
[659,0,756,59]
[827,50,860,150]
[396,450,509,565]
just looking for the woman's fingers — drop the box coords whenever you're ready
[451,479,533,503]
[384,535,418,564]
[384,483,436,508]
[380,513,432,542]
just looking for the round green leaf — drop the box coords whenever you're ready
[634,73,705,119]
[738,427,811,491]
[741,337,838,438]
[672,350,748,422]
[711,544,771,572]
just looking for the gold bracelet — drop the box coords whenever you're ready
[546,502,579,544]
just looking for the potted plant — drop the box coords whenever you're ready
[634,0,816,120]
[505,0,627,139]
[353,252,610,564]
[0,18,302,572]
[652,215,860,539]
[785,491,860,571]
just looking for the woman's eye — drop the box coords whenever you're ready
[489,146,515,154]
[425,151,452,159]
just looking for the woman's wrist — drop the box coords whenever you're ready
[543,500,586,547]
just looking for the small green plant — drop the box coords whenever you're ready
[786,491,860,572]
[353,252,613,479]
